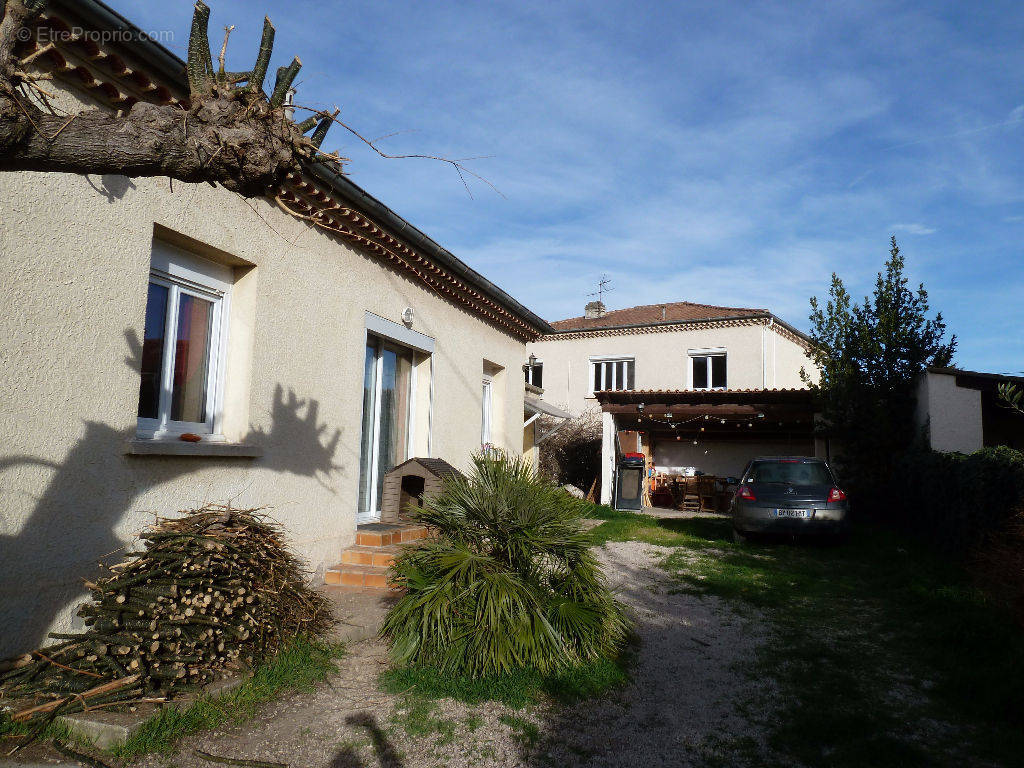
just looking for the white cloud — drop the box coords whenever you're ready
[888,223,937,236]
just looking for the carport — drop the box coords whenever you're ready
[595,389,824,506]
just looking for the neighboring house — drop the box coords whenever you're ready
[527,299,815,415]
[0,0,550,656]
[527,300,820,504]
[916,367,1024,453]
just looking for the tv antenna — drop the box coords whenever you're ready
[588,274,614,304]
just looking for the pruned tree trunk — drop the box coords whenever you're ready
[0,0,337,197]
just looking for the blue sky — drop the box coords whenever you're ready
[115,0,1023,373]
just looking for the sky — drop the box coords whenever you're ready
[113,0,1024,373]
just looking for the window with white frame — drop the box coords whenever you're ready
[689,349,727,390]
[136,243,232,439]
[591,356,635,394]
[481,375,493,447]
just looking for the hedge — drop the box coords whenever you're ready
[887,446,1024,553]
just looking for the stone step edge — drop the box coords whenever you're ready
[324,562,399,590]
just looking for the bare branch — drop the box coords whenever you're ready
[218,25,235,79]
[368,128,419,144]
[249,17,275,95]
[293,104,504,198]
[269,57,301,108]
[309,107,338,148]
[186,1,213,94]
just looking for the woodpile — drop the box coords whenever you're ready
[0,505,333,722]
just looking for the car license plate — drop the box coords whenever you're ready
[773,508,810,518]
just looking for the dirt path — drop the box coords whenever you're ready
[133,541,769,768]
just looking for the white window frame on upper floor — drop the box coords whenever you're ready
[590,355,635,396]
[524,358,543,388]
[137,242,233,441]
[688,347,727,391]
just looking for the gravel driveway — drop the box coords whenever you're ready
[132,540,770,768]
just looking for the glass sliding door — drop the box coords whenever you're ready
[357,343,378,519]
[357,337,414,522]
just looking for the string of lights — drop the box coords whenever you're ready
[633,412,770,445]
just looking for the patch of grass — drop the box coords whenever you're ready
[380,650,629,710]
[463,712,483,731]
[381,665,542,708]
[541,653,632,704]
[0,713,93,754]
[607,513,1024,767]
[587,507,732,548]
[110,636,344,758]
[579,503,620,520]
[390,697,456,742]
[499,713,540,748]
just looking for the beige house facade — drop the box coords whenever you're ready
[527,300,816,415]
[526,301,819,503]
[0,2,550,656]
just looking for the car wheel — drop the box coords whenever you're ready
[732,527,748,544]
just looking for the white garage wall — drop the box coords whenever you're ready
[654,439,816,478]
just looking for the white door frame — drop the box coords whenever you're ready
[359,341,387,524]
[358,339,417,524]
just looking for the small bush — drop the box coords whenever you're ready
[380,453,629,678]
[537,409,602,494]
[973,509,1024,628]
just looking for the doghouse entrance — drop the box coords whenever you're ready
[400,475,426,513]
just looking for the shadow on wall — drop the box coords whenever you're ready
[84,173,137,203]
[0,330,344,658]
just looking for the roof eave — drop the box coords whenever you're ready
[545,310,813,345]
[547,312,773,335]
[48,0,552,338]
[306,162,554,335]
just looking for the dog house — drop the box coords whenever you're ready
[379,458,464,523]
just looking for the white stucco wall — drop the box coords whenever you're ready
[916,372,984,454]
[0,169,529,656]
[653,438,816,479]
[527,321,815,414]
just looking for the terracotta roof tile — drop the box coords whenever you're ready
[549,301,768,332]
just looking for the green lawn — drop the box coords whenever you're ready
[591,510,1024,768]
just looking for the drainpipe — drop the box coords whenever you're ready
[761,319,767,389]
[283,87,297,120]
[600,412,616,505]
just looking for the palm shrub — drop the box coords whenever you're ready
[380,453,629,678]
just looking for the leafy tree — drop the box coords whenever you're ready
[998,383,1024,416]
[381,453,628,678]
[802,237,956,494]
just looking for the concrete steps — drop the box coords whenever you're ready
[325,522,429,591]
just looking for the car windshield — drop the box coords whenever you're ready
[746,461,832,485]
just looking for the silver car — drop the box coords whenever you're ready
[730,456,849,541]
